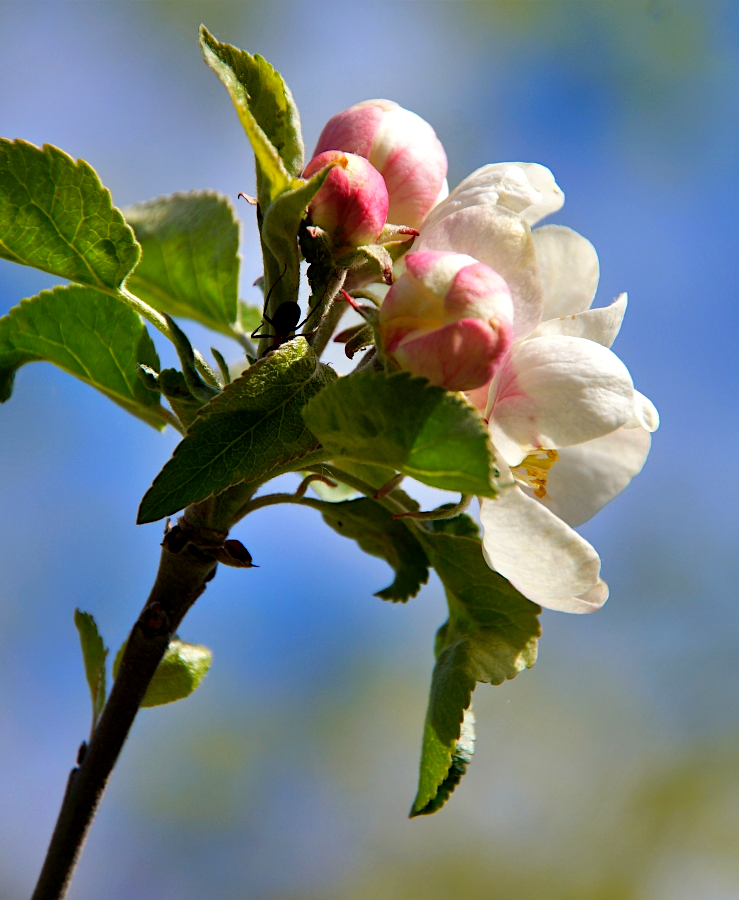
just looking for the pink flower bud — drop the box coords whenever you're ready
[313,100,448,230]
[303,151,389,248]
[379,251,514,392]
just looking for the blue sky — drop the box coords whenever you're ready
[1,3,739,898]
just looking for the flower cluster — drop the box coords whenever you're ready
[304,100,448,249]
[312,101,658,614]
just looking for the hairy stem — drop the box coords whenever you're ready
[115,286,220,386]
[392,494,472,521]
[30,519,222,900]
[156,404,186,434]
[307,286,348,358]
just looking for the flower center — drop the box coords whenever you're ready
[512,449,559,498]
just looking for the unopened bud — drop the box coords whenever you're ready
[379,251,514,392]
[313,100,448,230]
[303,151,389,248]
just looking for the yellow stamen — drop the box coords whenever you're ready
[512,449,559,498]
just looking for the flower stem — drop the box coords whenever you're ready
[308,286,348,357]
[392,494,472,521]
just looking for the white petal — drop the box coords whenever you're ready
[533,225,600,318]
[554,579,609,614]
[415,204,543,340]
[535,425,652,526]
[623,390,660,432]
[509,163,565,226]
[529,293,627,348]
[480,485,604,612]
[488,335,635,466]
[431,177,449,211]
[420,163,542,235]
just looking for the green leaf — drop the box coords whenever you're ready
[74,609,108,734]
[199,26,303,207]
[239,301,262,334]
[412,705,475,817]
[113,638,212,708]
[138,338,335,523]
[124,191,240,337]
[421,533,541,687]
[306,475,358,502]
[0,139,139,289]
[259,168,336,317]
[303,371,498,497]
[315,496,429,601]
[152,368,204,429]
[410,532,540,816]
[0,284,163,428]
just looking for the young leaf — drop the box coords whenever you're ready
[199,26,303,206]
[303,372,498,497]
[239,301,262,334]
[0,139,139,289]
[74,609,108,735]
[259,167,336,317]
[313,496,429,601]
[413,706,475,817]
[125,191,240,337]
[0,285,163,428]
[151,368,204,429]
[410,532,541,816]
[138,339,335,523]
[113,639,212,708]
[306,476,358,502]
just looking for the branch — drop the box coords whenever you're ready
[30,519,222,900]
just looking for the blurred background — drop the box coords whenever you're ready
[1,2,739,898]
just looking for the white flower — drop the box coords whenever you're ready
[415,163,659,613]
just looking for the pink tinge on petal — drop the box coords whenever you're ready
[404,249,456,281]
[314,100,447,230]
[487,352,535,426]
[313,103,384,160]
[489,335,636,466]
[416,205,543,341]
[381,316,430,354]
[304,151,389,247]
[379,141,448,228]
[465,380,493,412]
[393,318,510,392]
[446,262,512,319]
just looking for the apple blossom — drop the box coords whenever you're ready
[412,162,659,613]
[378,250,514,392]
[313,99,448,230]
[303,150,389,248]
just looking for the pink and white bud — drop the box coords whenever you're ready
[313,100,448,230]
[379,250,514,392]
[303,151,389,248]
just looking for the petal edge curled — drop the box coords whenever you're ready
[480,487,606,613]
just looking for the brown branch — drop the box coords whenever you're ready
[30,520,222,900]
